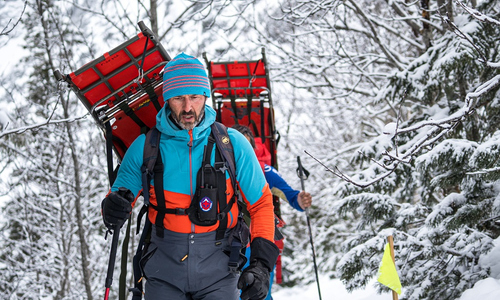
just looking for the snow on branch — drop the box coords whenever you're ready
[466,74,500,107]
[456,0,500,26]
[444,1,500,66]
[305,74,500,188]
[305,150,397,188]
[439,15,489,64]
[346,0,406,71]
[0,139,76,188]
[466,166,500,175]
[0,114,89,139]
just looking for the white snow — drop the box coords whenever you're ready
[0,109,10,130]
[273,274,500,300]
[273,276,391,300]
[274,236,500,299]
[458,278,500,300]
[480,238,500,279]
[382,122,397,137]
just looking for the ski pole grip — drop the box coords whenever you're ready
[105,225,121,289]
[297,156,306,191]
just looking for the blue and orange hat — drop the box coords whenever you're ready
[162,53,211,100]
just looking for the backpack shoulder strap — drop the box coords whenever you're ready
[141,127,161,206]
[131,127,160,299]
[211,122,242,243]
[210,122,237,191]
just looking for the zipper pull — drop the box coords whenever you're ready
[187,130,193,147]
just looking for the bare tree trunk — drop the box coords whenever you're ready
[387,0,421,37]
[55,155,72,299]
[437,0,454,23]
[447,0,454,23]
[63,103,94,300]
[150,0,158,35]
[35,0,94,298]
[421,0,433,49]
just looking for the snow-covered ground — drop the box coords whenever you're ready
[273,276,391,300]
[273,237,500,300]
[272,276,500,300]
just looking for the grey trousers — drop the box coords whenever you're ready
[141,227,239,300]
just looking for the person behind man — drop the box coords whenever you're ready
[233,125,313,300]
[101,53,279,300]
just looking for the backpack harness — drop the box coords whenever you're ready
[129,122,249,300]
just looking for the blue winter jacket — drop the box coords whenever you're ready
[264,165,304,212]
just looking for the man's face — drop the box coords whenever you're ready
[168,94,206,130]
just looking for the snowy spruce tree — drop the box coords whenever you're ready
[317,1,500,299]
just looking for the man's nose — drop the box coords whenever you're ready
[181,97,194,111]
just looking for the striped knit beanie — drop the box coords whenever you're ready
[162,53,211,100]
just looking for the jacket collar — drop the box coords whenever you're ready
[155,103,216,141]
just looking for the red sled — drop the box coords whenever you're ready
[203,49,285,284]
[202,48,278,169]
[54,21,170,168]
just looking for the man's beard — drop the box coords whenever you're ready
[172,107,205,130]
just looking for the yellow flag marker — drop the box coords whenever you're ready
[377,242,402,295]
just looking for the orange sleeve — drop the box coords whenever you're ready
[244,183,275,242]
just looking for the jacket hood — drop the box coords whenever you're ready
[155,102,216,140]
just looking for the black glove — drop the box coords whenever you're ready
[238,237,280,300]
[101,187,134,230]
[238,260,270,300]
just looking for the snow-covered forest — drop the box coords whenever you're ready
[1,0,500,299]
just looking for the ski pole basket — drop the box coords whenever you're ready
[54,21,170,161]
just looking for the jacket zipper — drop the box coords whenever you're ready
[188,130,194,233]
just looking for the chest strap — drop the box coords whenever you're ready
[150,131,235,239]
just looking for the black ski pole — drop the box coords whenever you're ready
[297,156,322,300]
[104,225,120,300]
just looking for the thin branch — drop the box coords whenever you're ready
[0,114,89,139]
[304,150,397,188]
[346,0,406,70]
[438,13,488,64]
[456,0,500,26]
[0,139,76,189]
[0,1,27,36]
[466,166,500,175]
